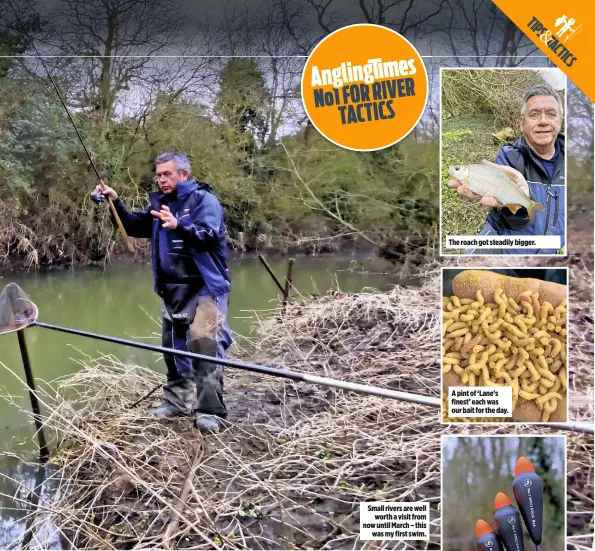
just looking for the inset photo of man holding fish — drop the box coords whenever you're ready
[440,68,566,256]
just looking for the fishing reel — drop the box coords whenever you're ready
[90,188,106,204]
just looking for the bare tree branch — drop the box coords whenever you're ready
[34,0,217,129]
[282,143,384,249]
[437,0,543,68]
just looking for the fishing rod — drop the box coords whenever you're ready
[6,0,134,253]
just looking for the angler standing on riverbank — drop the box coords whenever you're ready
[96,152,232,433]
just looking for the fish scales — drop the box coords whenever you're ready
[448,163,545,222]
[461,165,529,206]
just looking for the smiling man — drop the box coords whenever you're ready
[449,83,565,255]
[96,152,232,432]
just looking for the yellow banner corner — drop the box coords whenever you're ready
[491,0,595,102]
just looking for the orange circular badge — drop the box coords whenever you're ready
[301,24,428,151]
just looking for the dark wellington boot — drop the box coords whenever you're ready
[156,378,197,417]
[195,414,221,433]
[187,336,228,423]
[150,402,182,418]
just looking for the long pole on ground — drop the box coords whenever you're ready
[28,320,595,435]
[31,320,440,407]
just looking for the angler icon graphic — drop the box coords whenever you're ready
[554,15,583,43]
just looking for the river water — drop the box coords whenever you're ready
[0,253,404,548]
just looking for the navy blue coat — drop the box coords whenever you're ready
[111,179,231,308]
[470,135,565,255]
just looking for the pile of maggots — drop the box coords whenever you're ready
[443,287,567,422]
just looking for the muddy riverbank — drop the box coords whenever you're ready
[5,261,593,550]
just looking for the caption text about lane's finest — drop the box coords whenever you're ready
[448,386,512,418]
[360,502,429,540]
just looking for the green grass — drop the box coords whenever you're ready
[441,114,502,253]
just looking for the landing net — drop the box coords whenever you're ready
[0,283,38,335]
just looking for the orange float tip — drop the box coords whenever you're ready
[515,456,535,476]
[476,519,493,538]
[494,492,512,509]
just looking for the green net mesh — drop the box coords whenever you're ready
[0,283,38,334]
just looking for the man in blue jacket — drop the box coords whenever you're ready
[96,152,232,432]
[449,83,565,255]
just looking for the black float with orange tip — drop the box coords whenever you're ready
[476,519,504,551]
[493,492,524,551]
[513,457,543,551]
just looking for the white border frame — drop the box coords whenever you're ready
[438,67,569,258]
[439,266,571,426]
[439,433,568,550]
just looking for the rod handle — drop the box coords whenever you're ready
[100,182,135,253]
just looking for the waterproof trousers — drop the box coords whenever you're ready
[161,293,232,417]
